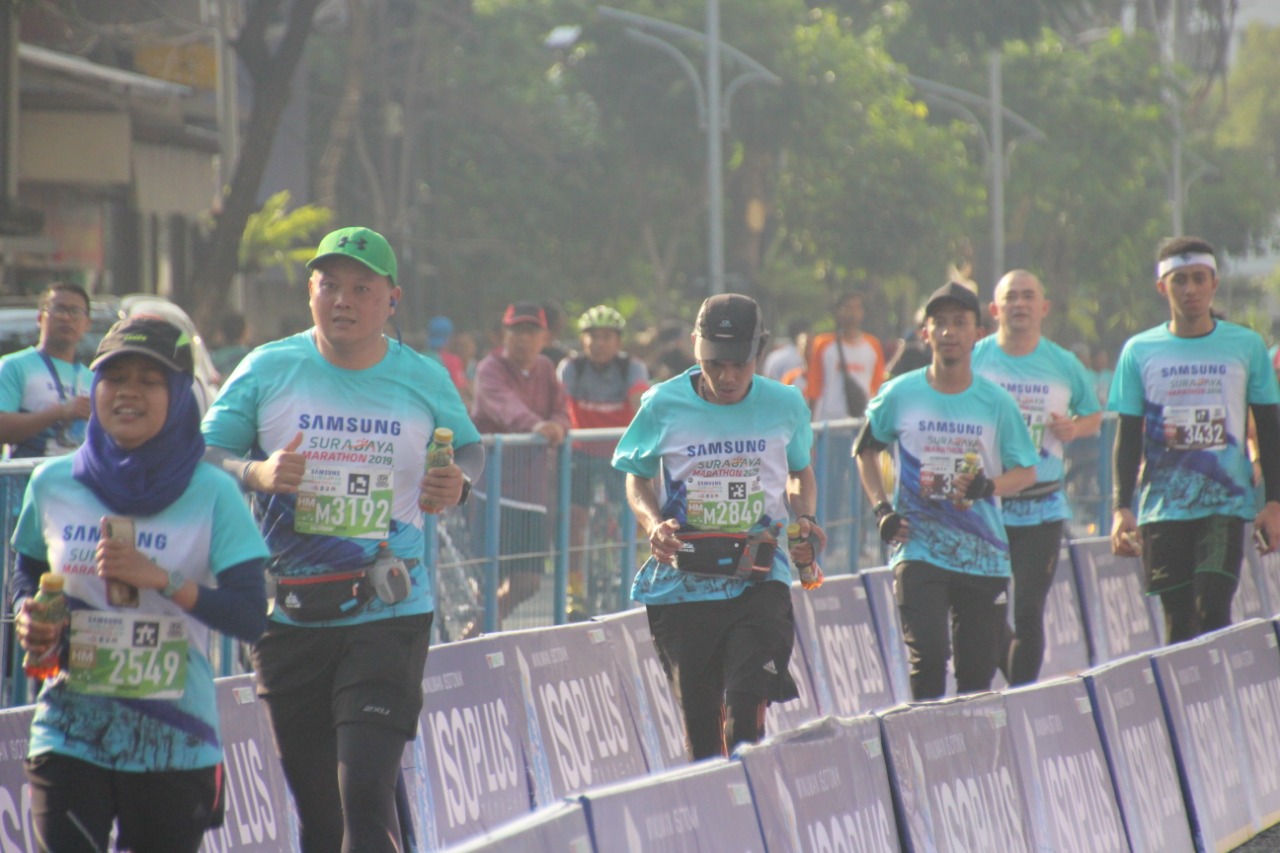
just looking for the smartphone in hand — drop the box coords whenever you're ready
[102,516,140,608]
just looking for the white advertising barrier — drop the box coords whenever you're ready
[1084,652,1194,853]
[1151,629,1256,852]
[1037,543,1092,679]
[1244,523,1280,617]
[792,576,895,717]
[1069,537,1161,664]
[502,622,650,807]
[738,714,900,853]
[1231,526,1268,621]
[0,704,36,851]
[878,693,1034,853]
[1002,677,1127,853]
[404,633,532,850]
[594,608,689,772]
[861,565,912,704]
[1214,619,1280,832]
[577,758,765,852]
[439,801,592,853]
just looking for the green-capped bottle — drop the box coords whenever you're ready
[419,428,455,514]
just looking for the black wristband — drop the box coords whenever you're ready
[879,512,904,543]
[873,501,894,519]
[797,514,818,526]
[964,472,996,501]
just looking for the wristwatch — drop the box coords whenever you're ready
[458,474,473,506]
[873,501,894,519]
[160,569,185,599]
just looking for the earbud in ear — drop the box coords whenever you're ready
[390,298,398,308]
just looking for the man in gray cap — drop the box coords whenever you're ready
[854,282,1037,701]
[612,293,826,759]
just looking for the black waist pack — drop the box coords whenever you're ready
[673,531,777,582]
[272,570,373,623]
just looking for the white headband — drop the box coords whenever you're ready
[1156,252,1217,280]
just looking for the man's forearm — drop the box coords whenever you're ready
[787,466,818,518]
[625,474,665,532]
[0,408,65,444]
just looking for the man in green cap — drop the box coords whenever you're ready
[202,226,485,852]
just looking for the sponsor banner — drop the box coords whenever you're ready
[406,634,531,849]
[1038,544,1091,679]
[1244,524,1280,617]
[1003,678,1127,852]
[862,566,912,704]
[1215,620,1280,830]
[1084,653,1194,853]
[792,577,894,717]
[739,714,900,852]
[505,622,648,807]
[578,758,764,851]
[595,609,688,772]
[763,614,822,737]
[1069,537,1160,664]
[0,705,35,849]
[442,801,592,853]
[879,692,1034,853]
[1232,528,1267,621]
[202,675,296,853]
[1152,633,1255,852]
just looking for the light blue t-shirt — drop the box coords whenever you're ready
[613,368,813,605]
[863,369,1038,577]
[1108,320,1280,523]
[0,347,91,457]
[12,458,268,771]
[972,336,1101,526]
[201,331,481,624]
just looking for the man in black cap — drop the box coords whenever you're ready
[612,293,826,759]
[854,282,1037,701]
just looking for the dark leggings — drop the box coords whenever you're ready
[272,719,408,853]
[1001,521,1064,686]
[685,691,768,760]
[25,753,220,853]
[1160,573,1239,644]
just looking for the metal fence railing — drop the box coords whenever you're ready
[0,417,1118,709]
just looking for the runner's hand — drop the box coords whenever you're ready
[1254,501,1280,556]
[97,520,167,591]
[16,597,64,655]
[648,518,681,565]
[419,463,464,513]
[250,432,306,494]
[1048,412,1076,443]
[1111,509,1141,557]
[63,396,92,421]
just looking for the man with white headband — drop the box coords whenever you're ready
[1109,236,1280,644]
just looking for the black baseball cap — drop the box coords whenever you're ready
[923,281,981,320]
[91,315,195,375]
[694,293,766,362]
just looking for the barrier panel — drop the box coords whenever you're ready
[1151,630,1255,852]
[0,704,34,849]
[1231,530,1267,622]
[503,622,649,807]
[441,801,592,853]
[861,566,911,704]
[577,758,765,852]
[878,693,1034,853]
[1003,677,1127,852]
[792,577,894,717]
[1243,524,1280,617]
[594,608,688,772]
[738,714,900,852]
[1069,537,1161,664]
[403,634,532,849]
[1215,620,1280,831]
[1038,543,1092,679]
[763,614,822,737]
[1083,652,1194,853]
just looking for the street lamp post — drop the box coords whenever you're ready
[598,4,779,295]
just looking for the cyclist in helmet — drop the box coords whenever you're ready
[557,305,650,619]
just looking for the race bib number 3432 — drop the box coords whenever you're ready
[1163,405,1227,450]
[67,611,188,700]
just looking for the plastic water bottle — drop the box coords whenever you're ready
[23,573,68,680]
[419,428,454,514]
[787,523,824,590]
[956,451,980,510]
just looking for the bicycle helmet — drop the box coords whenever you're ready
[579,305,626,333]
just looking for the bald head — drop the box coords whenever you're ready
[991,269,1049,344]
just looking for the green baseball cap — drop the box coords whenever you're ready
[307,226,397,283]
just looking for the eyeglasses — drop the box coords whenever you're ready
[42,304,89,319]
